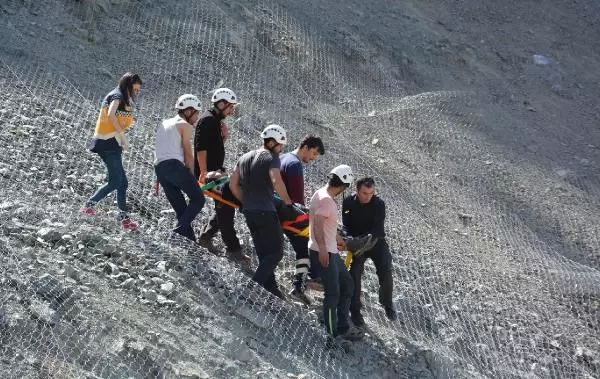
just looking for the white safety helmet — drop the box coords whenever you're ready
[211,88,239,104]
[260,124,287,145]
[175,94,202,110]
[330,164,354,185]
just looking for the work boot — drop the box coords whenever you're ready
[289,287,312,306]
[198,234,219,253]
[337,326,364,341]
[350,311,365,328]
[226,247,251,262]
[325,336,352,353]
[385,307,397,321]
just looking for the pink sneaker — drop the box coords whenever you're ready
[121,218,138,231]
[79,206,96,216]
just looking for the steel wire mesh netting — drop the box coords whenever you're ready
[1,0,599,378]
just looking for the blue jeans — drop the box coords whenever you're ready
[155,159,205,241]
[244,210,284,298]
[309,250,322,281]
[312,250,354,337]
[87,150,128,214]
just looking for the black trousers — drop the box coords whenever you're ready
[244,210,284,298]
[201,182,241,250]
[349,238,394,313]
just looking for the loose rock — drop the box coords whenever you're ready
[32,274,74,306]
[160,282,175,295]
[51,109,70,118]
[120,278,136,289]
[104,262,120,275]
[156,295,176,306]
[171,361,210,379]
[156,261,167,271]
[63,265,81,282]
[29,300,58,325]
[141,289,157,302]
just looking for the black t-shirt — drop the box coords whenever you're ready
[194,109,225,179]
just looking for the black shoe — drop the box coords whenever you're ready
[270,287,286,301]
[337,326,364,341]
[351,311,365,328]
[326,335,352,353]
[198,235,219,253]
[226,247,251,262]
[289,288,312,306]
[385,307,397,321]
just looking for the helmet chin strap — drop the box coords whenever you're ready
[212,102,227,119]
[182,109,196,125]
[265,141,278,152]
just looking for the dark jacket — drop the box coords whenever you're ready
[342,194,386,238]
[194,109,225,179]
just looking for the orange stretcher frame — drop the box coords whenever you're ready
[195,178,353,266]
[202,188,353,266]
[202,189,311,238]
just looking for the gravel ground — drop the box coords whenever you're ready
[1,0,599,378]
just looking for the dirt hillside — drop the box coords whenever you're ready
[0,0,599,378]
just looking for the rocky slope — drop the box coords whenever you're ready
[1,0,599,378]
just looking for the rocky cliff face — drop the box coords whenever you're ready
[1,0,599,378]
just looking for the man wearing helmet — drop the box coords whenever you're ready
[309,165,363,342]
[154,94,206,241]
[229,125,294,299]
[194,88,248,260]
[343,177,397,327]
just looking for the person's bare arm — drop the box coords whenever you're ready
[196,150,208,183]
[179,123,195,175]
[229,166,242,202]
[270,168,292,205]
[313,214,330,267]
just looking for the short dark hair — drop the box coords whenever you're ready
[118,72,142,105]
[299,134,325,155]
[356,177,375,189]
[328,174,349,188]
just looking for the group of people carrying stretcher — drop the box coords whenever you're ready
[81,73,396,343]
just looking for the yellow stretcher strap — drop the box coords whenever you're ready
[204,188,353,268]
[344,251,353,269]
